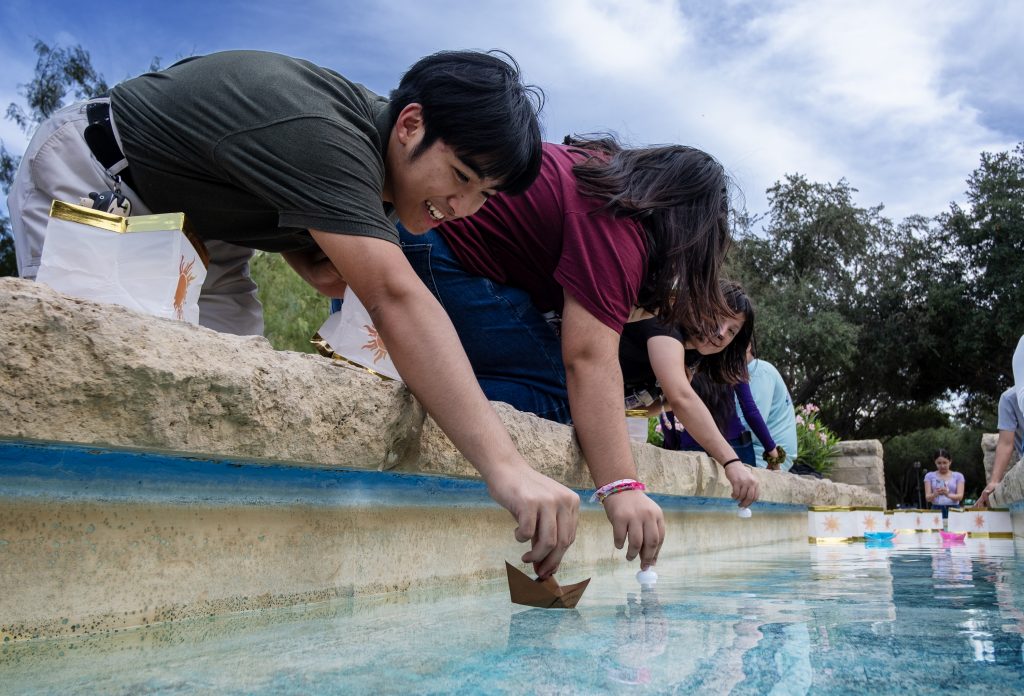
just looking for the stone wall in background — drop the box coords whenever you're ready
[1,277,888,641]
[0,277,882,508]
[826,439,886,501]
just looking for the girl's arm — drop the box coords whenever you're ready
[924,477,935,503]
[949,474,964,503]
[647,336,759,507]
[561,292,664,569]
[648,336,738,464]
[735,382,778,456]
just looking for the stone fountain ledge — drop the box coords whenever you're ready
[0,277,879,507]
[0,277,886,643]
[990,450,1024,511]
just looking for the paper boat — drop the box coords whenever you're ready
[863,531,896,541]
[505,562,591,609]
[939,531,967,542]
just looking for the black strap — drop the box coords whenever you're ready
[83,102,136,191]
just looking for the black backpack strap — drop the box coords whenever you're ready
[83,101,136,191]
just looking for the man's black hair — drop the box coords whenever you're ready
[390,50,543,195]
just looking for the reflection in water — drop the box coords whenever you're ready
[3,542,1023,694]
[606,587,666,685]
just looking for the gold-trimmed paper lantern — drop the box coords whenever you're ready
[947,508,1012,538]
[37,200,208,324]
[808,506,859,543]
[854,507,886,537]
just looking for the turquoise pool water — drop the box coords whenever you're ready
[3,536,1023,694]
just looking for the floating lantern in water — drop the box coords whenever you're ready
[808,506,858,543]
[947,508,1012,538]
[892,509,941,534]
[854,507,885,537]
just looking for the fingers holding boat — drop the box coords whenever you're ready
[506,469,579,578]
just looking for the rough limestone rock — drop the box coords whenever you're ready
[990,445,1024,509]
[0,278,882,507]
[826,440,886,500]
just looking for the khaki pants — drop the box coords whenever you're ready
[7,98,264,336]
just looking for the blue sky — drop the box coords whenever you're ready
[2,0,1022,226]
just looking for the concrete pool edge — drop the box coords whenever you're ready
[0,278,881,508]
[1,278,881,640]
[1,439,808,642]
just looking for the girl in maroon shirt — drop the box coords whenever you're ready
[400,135,758,571]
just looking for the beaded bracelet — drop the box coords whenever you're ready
[590,478,647,504]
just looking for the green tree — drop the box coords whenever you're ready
[729,176,881,408]
[729,175,961,439]
[1,40,110,276]
[935,143,1024,420]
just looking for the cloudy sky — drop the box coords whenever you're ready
[1,0,1021,225]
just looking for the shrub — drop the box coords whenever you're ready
[648,416,664,447]
[794,403,841,475]
[249,251,329,353]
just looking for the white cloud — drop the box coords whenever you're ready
[1,0,1020,225]
[546,0,691,82]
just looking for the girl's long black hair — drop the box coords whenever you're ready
[695,281,754,385]
[688,281,756,433]
[690,373,735,434]
[564,134,733,339]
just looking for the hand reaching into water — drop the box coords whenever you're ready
[485,463,580,579]
[975,483,997,508]
[601,490,665,570]
[724,460,759,508]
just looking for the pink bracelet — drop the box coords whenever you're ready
[590,478,646,504]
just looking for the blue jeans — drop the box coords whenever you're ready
[677,433,757,465]
[399,226,572,424]
[731,435,757,466]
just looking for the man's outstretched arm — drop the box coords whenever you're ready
[309,230,580,577]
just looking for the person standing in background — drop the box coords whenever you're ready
[737,346,798,471]
[924,448,964,519]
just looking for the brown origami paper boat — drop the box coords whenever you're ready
[505,561,591,609]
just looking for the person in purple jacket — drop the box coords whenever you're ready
[676,374,782,467]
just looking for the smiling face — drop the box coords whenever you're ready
[383,103,501,233]
[691,312,745,356]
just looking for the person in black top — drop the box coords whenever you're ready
[619,281,761,505]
